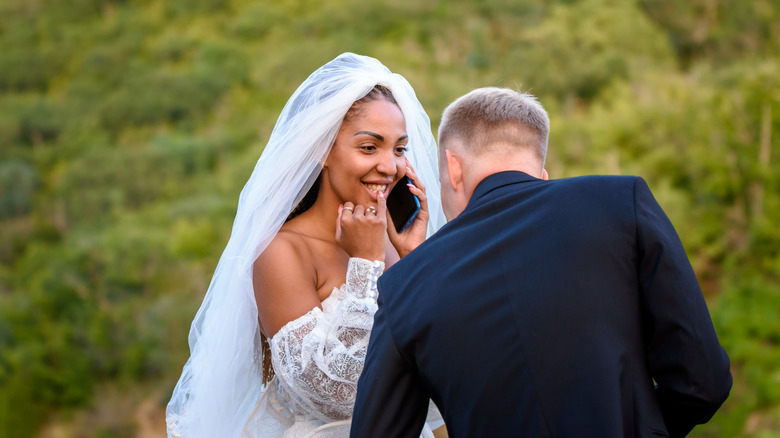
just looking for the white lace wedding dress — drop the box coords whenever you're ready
[241,258,443,438]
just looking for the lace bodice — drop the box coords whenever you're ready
[270,258,384,423]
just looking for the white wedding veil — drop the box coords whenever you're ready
[166,52,446,437]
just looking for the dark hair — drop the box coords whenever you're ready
[285,178,319,222]
[343,84,398,123]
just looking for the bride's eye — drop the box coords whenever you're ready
[395,146,408,156]
[359,144,377,152]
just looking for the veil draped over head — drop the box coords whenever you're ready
[166,53,446,437]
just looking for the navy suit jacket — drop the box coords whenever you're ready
[351,171,731,438]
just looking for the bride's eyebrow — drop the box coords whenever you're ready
[354,131,409,142]
[355,131,384,141]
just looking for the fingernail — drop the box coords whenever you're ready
[338,204,343,212]
[406,167,412,173]
[378,191,384,198]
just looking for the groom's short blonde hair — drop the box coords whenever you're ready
[438,87,549,162]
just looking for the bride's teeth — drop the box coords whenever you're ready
[365,184,387,193]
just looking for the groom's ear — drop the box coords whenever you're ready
[445,149,463,191]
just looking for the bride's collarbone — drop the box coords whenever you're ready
[311,242,350,300]
[281,230,349,300]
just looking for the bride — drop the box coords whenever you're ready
[166,53,446,438]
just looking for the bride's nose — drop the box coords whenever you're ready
[375,150,398,176]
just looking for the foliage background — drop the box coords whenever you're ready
[1,0,778,436]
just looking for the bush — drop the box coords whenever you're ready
[0,160,37,219]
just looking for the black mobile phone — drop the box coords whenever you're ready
[387,176,420,233]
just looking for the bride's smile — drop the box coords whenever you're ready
[323,99,409,207]
[362,182,390,201]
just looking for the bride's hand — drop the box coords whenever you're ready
[387,159,429,258]
[336,197,388,261]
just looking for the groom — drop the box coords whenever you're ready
[350,88,732,437]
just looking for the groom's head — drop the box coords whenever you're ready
[437,87,550,220]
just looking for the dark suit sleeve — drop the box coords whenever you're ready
[350,293,428,438]
[633,177,732,437]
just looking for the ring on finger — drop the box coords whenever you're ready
[366,206,377,215]
[343,206,354,212]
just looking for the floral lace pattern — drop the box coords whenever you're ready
[270,258,384,423]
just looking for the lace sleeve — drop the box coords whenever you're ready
[269,258,384,423]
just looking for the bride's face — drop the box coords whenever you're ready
[323,99,408,206]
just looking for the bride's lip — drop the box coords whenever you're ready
[362,181,392,199]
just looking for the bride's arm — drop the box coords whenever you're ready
[253,230,321,338]
[266,257,384,421]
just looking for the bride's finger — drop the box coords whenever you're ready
[336,204,344,240]
[375,191,388,220]
[338,202,355,232]
[403,164,428,219]
[404,160,426,195]
[407,180,429,219]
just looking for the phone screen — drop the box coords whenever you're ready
[386,176,420,233]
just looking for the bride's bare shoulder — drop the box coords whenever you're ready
[255,226,313,271]
[253,224,321,337]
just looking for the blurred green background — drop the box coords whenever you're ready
[0,0,778,436]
